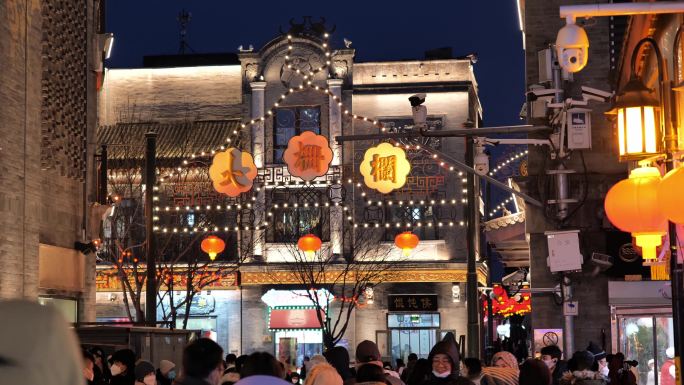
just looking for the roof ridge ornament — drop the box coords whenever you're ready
[279,16,336,38]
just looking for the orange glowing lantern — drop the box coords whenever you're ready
[394,231,419,256]
[298,234,322,258]
[659,166,684,224]
[201,235,226,261]
[604,166,667,260]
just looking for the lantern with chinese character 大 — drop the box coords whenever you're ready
[604,166,667,260]
[659,166,684,225]
[394,231,419,256]
[209,148,258,197]
[298,234,322,258]
[201,235,225,261]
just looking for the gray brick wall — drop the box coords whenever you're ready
[523,0,627,354]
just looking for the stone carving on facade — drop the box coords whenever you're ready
[244,63,260,83]
[332,59,349,79]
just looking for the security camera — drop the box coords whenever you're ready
[409,94,427,128]
[474,141,489,175]
[556,22,589,73]
[527,87,562,100]
[581,86,613,103]
[590,252,613,276]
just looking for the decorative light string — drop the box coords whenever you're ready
[488,150,529,177]
[489,195,517,218]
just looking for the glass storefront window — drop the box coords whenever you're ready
[38,296,77,323]
[274,330,323,369]
[390,329,437,363]
[617,313,675,385]
[387,313,440,328]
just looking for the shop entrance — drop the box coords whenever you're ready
[274,330,323,369]
[388,313,446,363]
[614,308,674,385]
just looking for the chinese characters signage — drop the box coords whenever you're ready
[283,131,333,181]
[360,143,411,194]
[209,148,258,197]
[387,294,438,312]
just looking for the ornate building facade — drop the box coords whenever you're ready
[96,19,484,360]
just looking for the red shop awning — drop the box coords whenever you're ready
[269,308,325,330]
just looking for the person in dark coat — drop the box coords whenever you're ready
[90,346,112,383]
[324,346,355,385]
[406,359,431,385]
[157,360,177,385]
[173,338,225,385]
[110,348,137,385]
[541,345,567,385]
[519,359,551,385]
[402,354,419,383]
[423,333,472,385]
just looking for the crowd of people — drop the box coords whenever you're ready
[0,301,650,385]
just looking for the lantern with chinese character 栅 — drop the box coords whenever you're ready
[298,234,322,259]
[604,166,667,260]
[394,231,419,256]
[201,235,226,261]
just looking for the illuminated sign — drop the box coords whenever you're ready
[360,143,411,193]
[209,148,257,197]
[283,131,333,181]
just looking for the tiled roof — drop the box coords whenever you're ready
[484,211,526,232]
[98,120,240,160]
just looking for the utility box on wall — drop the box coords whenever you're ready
[567,108,592,149]
[545,230,583,272]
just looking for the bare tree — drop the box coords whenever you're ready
[270,225,402,350]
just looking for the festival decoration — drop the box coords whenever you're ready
[201,235,226,261]
[209,148,257,197]
[283,131,333,181]
[659,166,684,224]
[604,166,667,260]
[359,143,411,194]
[298,234,322,258]
[394,231,419,256]
[484,284,531,318]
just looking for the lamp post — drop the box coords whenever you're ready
[608,36,682,383]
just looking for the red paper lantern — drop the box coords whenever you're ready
[201,235,226,261]
[604,166,667,260]
[659,166,684,224]
[394,231,419,256]
[298,234,322,258]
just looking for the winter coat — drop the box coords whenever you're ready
[235,375,293,385]
[173,376,213,385]
[421,374,474,385]
[551,361,568,385]
[559,370,607,385]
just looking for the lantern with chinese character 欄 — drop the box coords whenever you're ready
[394,231,419,256]
[298,234,322,258]
[604,166,667,260]
[201,235,226,261]
[359,142,411,194]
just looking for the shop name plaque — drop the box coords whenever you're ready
[388,294,438,312]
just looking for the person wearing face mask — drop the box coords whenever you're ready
[136,361,158,385]
[586,342,609,378]
[422,333,472,385]
[157,360,177,385]
[110,348,137,385]
[173,338,225,385]
[83,350,98,385]
[540,345,567,385]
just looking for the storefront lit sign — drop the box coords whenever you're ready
[209,148,257,197]
[261,289,333,308]
[387,294,438,312]
[360,143,411,194]
[96,271,239,292]
[269,307,325,330]
[283,131,333,181]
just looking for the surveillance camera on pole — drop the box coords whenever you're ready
[556,20,589,73]
[409,93,427,129]
[474,139,489,175]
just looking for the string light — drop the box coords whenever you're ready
[488,150,529,177]
[489,195,517,218]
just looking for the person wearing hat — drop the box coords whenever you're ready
[423,333,470,385]
[110,348,137,385]
[157,360,176,385]
[586,342,608,378]
[135,361,157,385]
[559,351,606,385]
[354,340,404,385]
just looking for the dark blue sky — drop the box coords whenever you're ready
[107,1,525,126]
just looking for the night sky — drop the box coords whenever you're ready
[107,1,525,127]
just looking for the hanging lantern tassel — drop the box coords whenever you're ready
[394,231,419,256]
[201,235,226,261]
[298,234,322,259]
[605,166,667,260]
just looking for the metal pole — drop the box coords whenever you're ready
[145,133,157,326]
[335,125,551,143]
[99,145,108,205]
[465,135,481,358]
[485,181,495,362]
